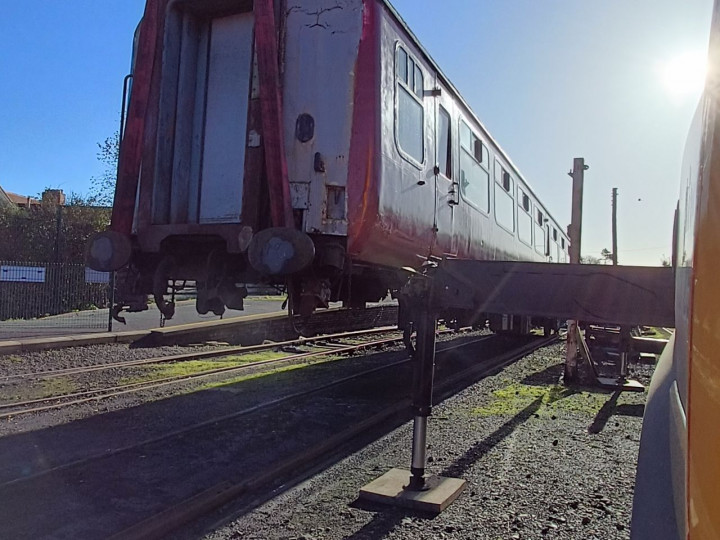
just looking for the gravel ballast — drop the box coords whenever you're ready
[203,341,650,540]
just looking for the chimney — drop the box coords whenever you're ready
[42,189,66,206]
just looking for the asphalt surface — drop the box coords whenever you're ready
[0,297,286,339]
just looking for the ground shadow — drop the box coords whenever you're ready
[343,397,545,539]
[587,390,622,434]
[520,362,564,386]
[614,403,645,418]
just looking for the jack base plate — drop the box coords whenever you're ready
[359,468,466,513]
[597,377,645,392]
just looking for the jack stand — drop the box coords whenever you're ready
[596,325,644,391]
[573,325,644,392]
[564,321,598,386]
[359,297,466,513]
[407,306,435,491]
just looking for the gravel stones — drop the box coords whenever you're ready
[204,341,649,540]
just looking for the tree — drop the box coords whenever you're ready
[600,248,613,264]
[88,131,119,207]
[0,194,111,320]
[661,255,671,267]
[580,255,602,264]
[0,191,110,263]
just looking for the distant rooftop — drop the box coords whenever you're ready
[5,191,40,207]
[0,185,11,207]
[0,185,64,208]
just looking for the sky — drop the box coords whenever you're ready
[0,0,713,266]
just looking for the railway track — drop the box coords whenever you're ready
[112,334,556,539]
[0,326,413,419]
[0,326,401,382]
[0,331,555,538]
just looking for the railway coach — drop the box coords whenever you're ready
[87,0,569,321]
[631,1,720,537]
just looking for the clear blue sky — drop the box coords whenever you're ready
[0,0,713,265]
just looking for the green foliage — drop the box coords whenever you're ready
[471,383,603,417]
[0,377,78,403]
[87,131,119,207]
[0,194,111,321]
[0,195,110,263]
[580,254,601,264]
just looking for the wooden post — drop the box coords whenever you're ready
[612,188,618,265]
[564,158,588,384]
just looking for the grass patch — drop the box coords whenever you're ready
[119,350,288,385]
[641,327,672,339]
[472,383,609,418]
[119,349,347,387]
[200,362,310,390]
[0,377,77,403]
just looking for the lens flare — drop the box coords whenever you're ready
[660,51,708,100]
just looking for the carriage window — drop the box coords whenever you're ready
[494,160,515,233]
[553,228,558,241]
[517,188,532,246]
[460,121,472,150]
[437,106,452,178]
[414,65,424,97]
[502,172,511,192]
[459,120,489,212]
[397,48,408,81]
[396,45,424,163]
[535,209,546,254]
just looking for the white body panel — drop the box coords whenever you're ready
[199,12,255,223]
[282,0,364,236]
[372,8,569,266]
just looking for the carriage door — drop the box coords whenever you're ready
[199,12,255,223]
[435,79,458,256]
[545,224,552,261]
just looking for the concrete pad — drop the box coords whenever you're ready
[359,468,466,513]
[0,341,23,355]
[597,377,645,392]
[113,330,151,343]
[20,336,75,352]
[638,353,657,365]
[69,333,116,347]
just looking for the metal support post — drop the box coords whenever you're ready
[408,305,437,491]
[107,271,116,332]
[618,326,631,380]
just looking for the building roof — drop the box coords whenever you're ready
[4,190,40,207]
[0,185,13,208]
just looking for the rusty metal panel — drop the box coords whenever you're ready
[432,260,675,327]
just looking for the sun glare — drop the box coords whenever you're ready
[660,51,708,100]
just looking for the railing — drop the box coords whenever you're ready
[0,261,113,339]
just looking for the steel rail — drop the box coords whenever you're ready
[0,328,459,416]
[0,332,409,418]
[1,325,401,382]
[0,334,495,491]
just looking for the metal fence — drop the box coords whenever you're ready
[0,261,112,339]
